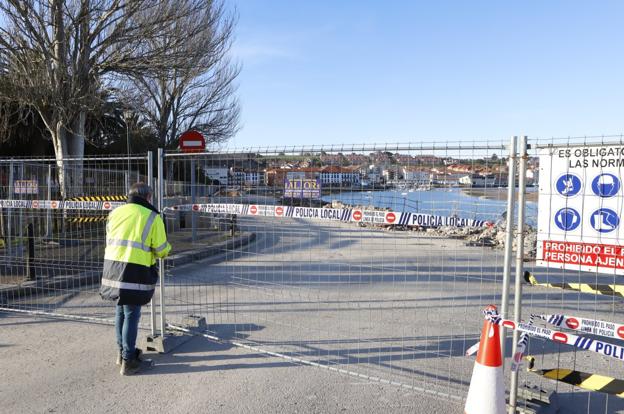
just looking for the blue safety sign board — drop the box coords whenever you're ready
[554,208,581,232]
[590,208,620,233]
[555,174,582,197]
[591,173,620,198]
[538,145,624,275]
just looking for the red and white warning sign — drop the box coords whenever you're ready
[537,145,624,274]
[249,205,258,215]
[352,210,362,221]
[178,130,206,153]
[103,202,112,210]
[385,212,396,224]
[275,206,284,216]
[565,318,579,330]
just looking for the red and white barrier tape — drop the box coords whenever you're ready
[486,313,624,362]
[0,199,123,210]
[0,198,493,228]
[166,203,491,228]
[538,314,624,341]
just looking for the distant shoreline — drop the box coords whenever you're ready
[460,187,538,203]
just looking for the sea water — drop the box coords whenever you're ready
[322,187,538,227]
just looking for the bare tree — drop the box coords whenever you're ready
[125,0,240,149]
[0,0,214,195]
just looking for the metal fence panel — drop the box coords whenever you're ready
[0,155,149,324]
[4,137,622,412]
[517,136,624,413]
[160,142,516,403]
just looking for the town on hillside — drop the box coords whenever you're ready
[198,151,539,192]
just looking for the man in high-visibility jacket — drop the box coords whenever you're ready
[100,182,171,375]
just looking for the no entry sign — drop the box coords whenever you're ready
[179,131,205,153]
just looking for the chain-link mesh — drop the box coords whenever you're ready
[518,136,624,413]
[160,142,515,403]
[0,155,149,323]
[3,138,622,412]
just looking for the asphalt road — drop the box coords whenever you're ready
[3,215,624,413]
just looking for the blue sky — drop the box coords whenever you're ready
[228,1,624,148]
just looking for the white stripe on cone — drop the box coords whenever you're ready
[464,362,505,414]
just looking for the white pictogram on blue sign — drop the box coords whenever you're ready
[554,208,581,231]
[591,174,620,198]
[590,208,620,233]
[555,174,582,197]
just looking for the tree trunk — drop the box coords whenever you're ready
[68,112,86,197]
[51,121,69,198]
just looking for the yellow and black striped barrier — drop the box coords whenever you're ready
[66,216,108,223]
[526,356,624,398]
[524,271,624,298]
[68,195,126,202]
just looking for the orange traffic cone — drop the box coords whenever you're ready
[465,305,506,414]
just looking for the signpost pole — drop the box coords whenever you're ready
[7,162,13,256]
[508,135,528,413]
[500,136,517,366]
[191,157,196,243]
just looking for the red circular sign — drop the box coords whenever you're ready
[565,318,579,330]
[192,204,199,211]
[250,205,257,215]
[275,206,284,216]
[51,201,58,208]
[179,130,206,153]
[103,202,111,209]
[353,210,362,221]
[502,321,516,330]
[617,326,624,339]
[552,332,568,343]
[386,212,396,224]
[32,200,39,208]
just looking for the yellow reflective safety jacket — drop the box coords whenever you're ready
[100,196,171,305]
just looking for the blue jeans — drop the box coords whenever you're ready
[115,304,142,360]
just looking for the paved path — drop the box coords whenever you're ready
[0,312,458,414]
[3,215,624,413]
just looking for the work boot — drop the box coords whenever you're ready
[120,349,153,376]
[117,348,142,366]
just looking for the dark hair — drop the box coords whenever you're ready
[128,182,152,199]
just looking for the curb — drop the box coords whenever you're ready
[0,232,256,303]
[165,232,256,267]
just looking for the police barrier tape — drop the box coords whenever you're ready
[537,314,624,341]
[0,199,492,227]
[524,271,624,298]
[167,203,491,228]
[483,309,624,363]
[511,315,534,373]
[0,199,492,228]
[526,356,624,398]
[465,313,533,373]
[0,199,123,210]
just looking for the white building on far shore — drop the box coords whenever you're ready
[459,174,496,187]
